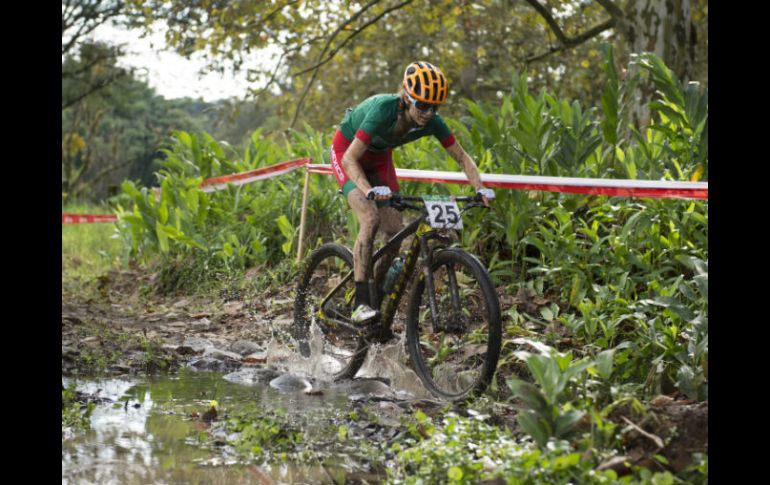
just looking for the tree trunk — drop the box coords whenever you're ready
[620,0,694,128]
[456,8,480,100]
[626,0,693,81]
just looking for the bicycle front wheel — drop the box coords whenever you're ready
[293,243,368,380]
[406,248,501,400]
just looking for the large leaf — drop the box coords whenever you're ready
[595,349,615,380]
[155,221,169,253]
[506,378,548,412]
[554,409,584,438]
[276,215,294,240]
[517,411,550,448]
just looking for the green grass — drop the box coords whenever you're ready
[62,202,123,281]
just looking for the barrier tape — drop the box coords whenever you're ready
[62,214,118,224]
[62,157,708,224]
[306,164,708,200]
[199,158,311,193]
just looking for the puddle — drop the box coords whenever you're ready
[62,322,437,484]
[62,371,387,484]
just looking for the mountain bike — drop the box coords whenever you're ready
[293,193,501,400]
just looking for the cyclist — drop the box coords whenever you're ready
[329,61,495,325]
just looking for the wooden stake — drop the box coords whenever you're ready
[297,167,311,263]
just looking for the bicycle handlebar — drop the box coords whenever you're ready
[391,194,482,202]
[389,193,489,213]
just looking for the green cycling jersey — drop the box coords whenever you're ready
[338,94,454,152]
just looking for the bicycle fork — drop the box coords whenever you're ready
[418,230,465,335]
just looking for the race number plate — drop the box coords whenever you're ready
[423,196,463,230]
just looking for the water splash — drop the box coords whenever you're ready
[264,318,432,399]
[265,320,342,382]
[358,334,432,399]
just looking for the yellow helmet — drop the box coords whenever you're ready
[402,61,448,105]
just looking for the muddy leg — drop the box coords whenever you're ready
[347,189,380,302]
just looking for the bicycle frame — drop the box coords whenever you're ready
[316,206,450,335]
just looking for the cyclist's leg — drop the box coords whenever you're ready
[332,136,394,323]
[346,186,379,284]
[346,187,381,323]
[331,131,379,285]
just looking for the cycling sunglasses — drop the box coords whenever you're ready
[406,93,439,113]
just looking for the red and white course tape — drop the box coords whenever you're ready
[62,214,118,224]
[62,158,708,224]
[306,164,708,200]
[199,158,311,193]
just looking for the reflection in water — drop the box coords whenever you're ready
[61,372,376,484]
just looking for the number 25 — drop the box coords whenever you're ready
[445,205,459,225]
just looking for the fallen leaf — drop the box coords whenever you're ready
[173,298,190,308]
[650,395,675,407]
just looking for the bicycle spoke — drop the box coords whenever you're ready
[407,249,501,400]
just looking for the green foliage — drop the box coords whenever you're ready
[389,411,670,484]
[61,201,123,282]
[116,125,349,292]
[123,1,708,132]
[226,408,304,459]
[62,39,282,202]
[62,385,95,431]
[447,53,708,405]
[632,257,708,399]
[506,339,596,447]
[633,53,709,181]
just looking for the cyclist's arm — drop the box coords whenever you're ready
[444,141,485,192]
[341,137,374,194]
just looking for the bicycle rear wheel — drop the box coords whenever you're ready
[406,248,501,400]
[293,243,368,380]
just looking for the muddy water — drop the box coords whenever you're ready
[62,371,385,484]
[63,327,432,484]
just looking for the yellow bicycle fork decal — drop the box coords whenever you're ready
[416,222,434,236]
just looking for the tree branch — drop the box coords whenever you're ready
[289,0,414,129]
[286,0,384,129]
[594,0,624,20]
[69,108,106,192]
[62,70,126,110]
[62,1,124,57]
[62,48,122,78]
[521,0,616,64]
[293,0,412,78]
[251,52,286,98]
[522,0,569,45]
[85,156,137,188]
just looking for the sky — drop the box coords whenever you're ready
[89,23,264,102]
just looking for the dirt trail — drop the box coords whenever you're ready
[62,269,295,375]
[62,268,708,477]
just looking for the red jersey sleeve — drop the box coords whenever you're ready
[354,129,372,145]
